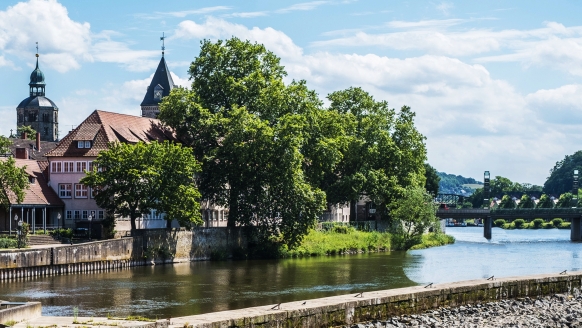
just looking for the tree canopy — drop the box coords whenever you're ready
[424,163,440,196]
[543,150,582,195]
[0,136,28,209]
[81,141,202,231]
[390,186,438,250]
[159,37,427,248]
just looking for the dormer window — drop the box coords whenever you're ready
[153,84,163,101]
[29,176,35,184]
[77,140,92,148]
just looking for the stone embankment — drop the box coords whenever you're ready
[347,293,582,327]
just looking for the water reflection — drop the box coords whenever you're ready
[0,252,416,318]
[2,227,579,318]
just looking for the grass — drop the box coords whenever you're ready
[409,233,455,250]
[282,225,454,257]
[282,227,392,257]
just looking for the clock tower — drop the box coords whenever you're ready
[140,35,175,118]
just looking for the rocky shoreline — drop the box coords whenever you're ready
[347,292,582,328]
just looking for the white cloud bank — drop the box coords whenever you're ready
[172,17,582,185]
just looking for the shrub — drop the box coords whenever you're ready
[493,219,506,227]
[559,222,571,229]
[513,218,526,229]
[332,224,351,234]
[542,222,554,229]
[0,238,17,249]
[552,218,564,227]
[532,218,545,229]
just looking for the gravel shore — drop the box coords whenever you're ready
[347,292,582,328]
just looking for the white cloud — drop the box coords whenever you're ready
[275,1,329,13]
[0,0,91,72]
[174,17,303,59]
[436,2,454,15]
[526,85,582,124]
[155,6,232,18]
[224,11,269,18]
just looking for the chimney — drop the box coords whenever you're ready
[15,148,28,159]
[36,132,41,151]
[21,132,27,140]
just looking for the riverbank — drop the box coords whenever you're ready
[347,293,582,327]
[11,271,581,327]
[281,228,453,257]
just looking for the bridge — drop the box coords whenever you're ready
[436,208,582,241]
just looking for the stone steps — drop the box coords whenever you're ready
[27,235,61,245]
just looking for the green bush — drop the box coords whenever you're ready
[493,219,506,227]
[532,218,545,229]
[283,229,391,257]
[542,222,555,229]
[559,222,571,229]
[0,238,17,249]
[49,228,73,239]
[513,218,526,229]
[552,218,564,227]
[409,233,455,250]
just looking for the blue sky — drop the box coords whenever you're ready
[1,0,582,185]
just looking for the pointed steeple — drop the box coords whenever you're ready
[29,45,46,97]
[140,36,175,118]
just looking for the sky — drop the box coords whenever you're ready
[1,0,582,186]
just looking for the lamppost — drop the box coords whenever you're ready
[16,215,23,249]
[88,211,94,241]
[57,213,61,240]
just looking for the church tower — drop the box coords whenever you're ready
[141,34,175,118]
[16,45,59,141]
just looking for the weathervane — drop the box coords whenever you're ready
[160,32,165,57]
[35,42,39,58]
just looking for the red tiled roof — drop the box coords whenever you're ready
[45,110,176,157]
[2,158,64,207]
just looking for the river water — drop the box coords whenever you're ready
[1,227,581,318]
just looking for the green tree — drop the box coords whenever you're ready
[543,151,582,195]
[556,192,576,208]
[424,163,440,196]
[390,186,438,250]
[81,141,202,231]
[537,194,554,208]
[16,126,36,139]
[0,136,29,209]
[518,194,535,208]
[499,195,516,209]
[325,87,427,219]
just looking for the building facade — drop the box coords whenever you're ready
[16,53,59,142]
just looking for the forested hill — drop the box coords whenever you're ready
[438,172,483,195]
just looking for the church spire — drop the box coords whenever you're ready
[160,32,165,57]
[29,42,45,97]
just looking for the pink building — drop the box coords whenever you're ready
[44,110,177,232]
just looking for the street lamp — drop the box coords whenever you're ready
[88,211,94,241]
[57,213,61,240]
[16,215,23,249]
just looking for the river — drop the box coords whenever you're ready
[1,227,581,318]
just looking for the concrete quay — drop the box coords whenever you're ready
[6,271,582,328]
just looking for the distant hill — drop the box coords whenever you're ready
[437,172,483,195]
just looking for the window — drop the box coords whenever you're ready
[75,184,88,198]
[88,161,94,172]
[29,176,35,184]
[58,183,72,198]
[66,210,72,220]
[84,141,91,148]
[76,161,87,173]
[82,211,88,219]
[74,211,80,220]
[90,187,95,198]
[77,141,84,148]
[98,211,104,220]
[63,161,74,173]
[51,161,62,173]
[43,113,49,122]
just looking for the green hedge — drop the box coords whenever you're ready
[0,238,18,249]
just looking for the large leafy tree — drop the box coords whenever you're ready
[556,192,576,208]
[498,195,516,209]
[517,194,535,208]
[0,136,29,209]
[537,194,554,208]
[543,151,582,195]
[325,87,427,219]
[81,141,202,231]
[390,186,438,250]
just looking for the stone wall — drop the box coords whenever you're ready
[0,302,42,325]
[169,272,582,327]
[0,227,247,280]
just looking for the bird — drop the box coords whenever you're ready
[302,301,306,305]
[271,303,281,310]
[354,292,363,298]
